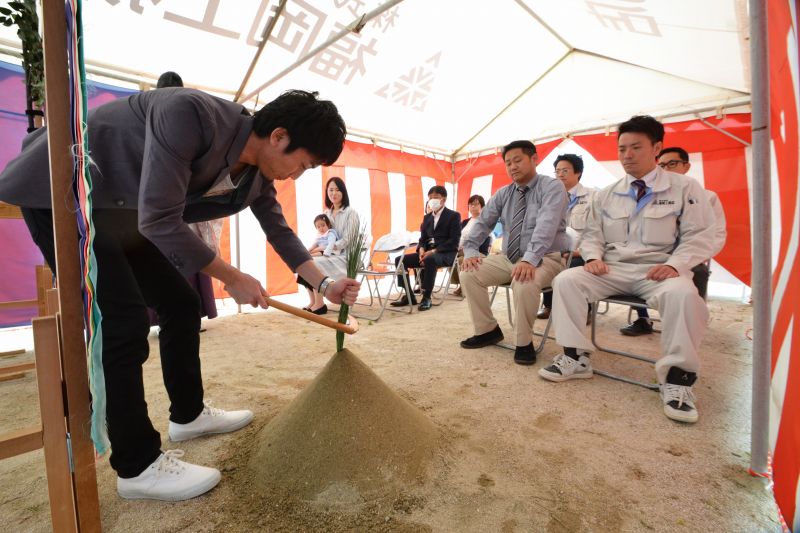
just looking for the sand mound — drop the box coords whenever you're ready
[249,348,439,504]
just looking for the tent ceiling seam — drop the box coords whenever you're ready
[454,50,572,155]
[456,97,752,160]
[575,49,750,95]
[512,0,573,50]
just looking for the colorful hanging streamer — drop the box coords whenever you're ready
[65,0,109,455]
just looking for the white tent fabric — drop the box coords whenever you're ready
[0,0,751,155]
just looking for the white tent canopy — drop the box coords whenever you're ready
[0,0,751,155]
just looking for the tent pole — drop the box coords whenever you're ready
[239,0,405,103]
[233,0,287,102]
[748,0,770,476]
[693,114,751,146]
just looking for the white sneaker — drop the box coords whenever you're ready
[169,401,254,442]
[660,383,699,423]
[117,450,221,501]
[538,353,593,382]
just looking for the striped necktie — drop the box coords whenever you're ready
[506,186,528,263]
[632,179,647,201]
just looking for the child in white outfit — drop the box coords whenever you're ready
[308,213,339,257]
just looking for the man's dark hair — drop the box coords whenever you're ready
[156,71,183,88]
[313,213,332,228]
[468,194,485,207]
[617,115,664,144]
[554,153,584,177]
[253,90,346,166]
[324,176,350,209]
[502,140,537,158]
[428,185,448,198]
[658,146,689,162]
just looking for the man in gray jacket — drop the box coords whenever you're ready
[459,140,569,365]
[0,88,360,501]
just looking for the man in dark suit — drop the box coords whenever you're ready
[0,88,360,501]
[391,185,461,311]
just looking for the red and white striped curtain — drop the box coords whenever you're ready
[768,0,800,530]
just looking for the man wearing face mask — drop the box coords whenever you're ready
[391,185,461,311]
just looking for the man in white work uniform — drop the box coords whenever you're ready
[538,115,716,423]
[537,153,597,321]
[620,145,727,335]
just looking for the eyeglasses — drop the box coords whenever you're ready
[554,169,572,175]
[658,159,687,169]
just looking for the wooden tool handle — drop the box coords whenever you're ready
[265,297,359,334]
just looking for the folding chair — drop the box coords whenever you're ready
[590,295,659,390]
[351,233,416,321]
[430,255,464,305]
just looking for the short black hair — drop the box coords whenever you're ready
[428,185,447,198]
[554,153,584,177]
[658,146,689,162]
[313,213,332,228]
[156,71,183,88]
[617,115,664,144]
[502,140,537,158]
[468,194,485,207]
[253,90,346,166]
[324,176,350,209]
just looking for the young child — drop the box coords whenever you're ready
[308,213,339,257]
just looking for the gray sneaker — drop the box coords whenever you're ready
[538,354,593,382]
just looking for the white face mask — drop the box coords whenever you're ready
[428,199,441,211]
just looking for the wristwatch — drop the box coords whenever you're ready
[318,277,335,297]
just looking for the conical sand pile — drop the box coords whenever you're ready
[249,349,439,504]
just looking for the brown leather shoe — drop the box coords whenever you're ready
[537,307,551,320]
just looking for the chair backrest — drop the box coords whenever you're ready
[372,231,415,253]
[358,234,373,269]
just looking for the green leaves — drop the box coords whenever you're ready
[336,222,368,352]
[2,0,44,107]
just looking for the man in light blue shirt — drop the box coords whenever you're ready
[460,140,569,365]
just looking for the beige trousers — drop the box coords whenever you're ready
[460,252,565,346]
[551,262,708,384]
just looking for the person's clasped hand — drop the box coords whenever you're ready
[326,278,361,305]
[224,272,269,308]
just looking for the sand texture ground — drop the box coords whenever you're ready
[0,293,782,532]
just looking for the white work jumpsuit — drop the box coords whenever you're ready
[551,167,717,383]
[565,182,597,253]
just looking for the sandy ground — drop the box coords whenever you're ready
[0,291,782,532]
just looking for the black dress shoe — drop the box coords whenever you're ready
[460,325,504,349]
[310,305,328,315]
[620,318,653,336]
[417,298,432,311]
[390,295,417,307]
[514,343,536,365]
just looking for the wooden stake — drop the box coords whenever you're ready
[41,0,100,530]
[34,315,78,532]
